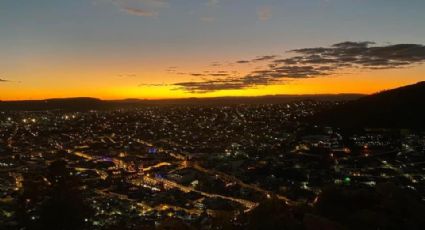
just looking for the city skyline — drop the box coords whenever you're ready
[1,0,425,100]
[1,2,425,228]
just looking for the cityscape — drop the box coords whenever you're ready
[1,0,425,229]
[1,86,425,229]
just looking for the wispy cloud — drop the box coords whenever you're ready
[288,41,425,69]
[0,78,9,82]
[122,6,158,17]
[253,55,278,62]
[171,41,425,93]
[236,60,250,64]
[139,83,170,87]
[174,71,232,77]
[115,1,275,22]
[235,55,278,65]
[257,6,272,21]
[112,0,168,17]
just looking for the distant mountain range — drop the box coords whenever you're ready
[1,82,424,129]
[0,94,363,111]
[314,81,425,130]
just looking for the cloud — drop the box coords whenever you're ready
[175,79,248,93]
[289,42,425,68]
[0,78,9,82]
[122,6,157,17]
[190,73,206,77]
[257,6,272,21]
[113,0,168,17]
[236,55,278,64]
[253,55,278,62]
[139,83,170,87]
[236,60,250,64]
[209,72,230,77]
[173,41,425,93]
[173,71,231,78]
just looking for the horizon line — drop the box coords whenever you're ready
[0,92,368,102]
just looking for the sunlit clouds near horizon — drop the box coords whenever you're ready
[1,0,425,100]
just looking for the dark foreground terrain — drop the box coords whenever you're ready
[0,83,424,229]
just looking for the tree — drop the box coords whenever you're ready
[16,160,93,230]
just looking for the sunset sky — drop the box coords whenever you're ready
[1,0,424,100]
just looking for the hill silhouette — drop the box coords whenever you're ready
[315,81,425,130]
[0,94,362,111]
[0,97,105,111]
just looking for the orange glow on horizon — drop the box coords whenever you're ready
[1,65,424,101]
